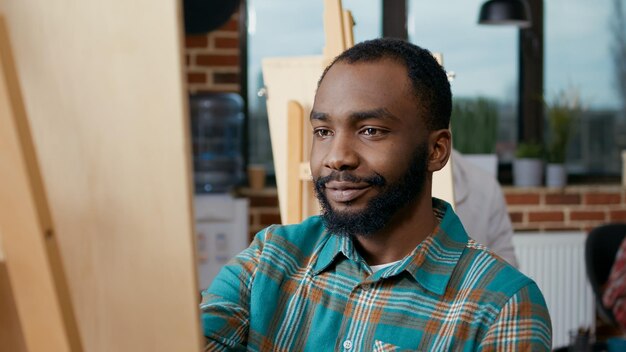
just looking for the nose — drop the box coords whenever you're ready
[324,133,359,171]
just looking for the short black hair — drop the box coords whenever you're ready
[318,38,452,131]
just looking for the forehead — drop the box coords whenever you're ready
[313,60,418,118]
[316,59,415,101]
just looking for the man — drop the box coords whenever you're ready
[452,150,519,267]
[201,38,551,351]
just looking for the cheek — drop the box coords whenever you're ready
[309,143,325,176]
[367,143,420,179]
[361,148,406,173]
[366,151,406,178]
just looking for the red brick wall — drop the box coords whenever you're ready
[505,186,626,232]
[184,11,241,93]
[243,186,626,239]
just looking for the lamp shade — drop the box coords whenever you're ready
[478,0,531,28]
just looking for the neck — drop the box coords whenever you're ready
[353,191,437,266]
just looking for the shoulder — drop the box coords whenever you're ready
[457,239,538,303]
[471,244,552,348]
[454,240,550,338]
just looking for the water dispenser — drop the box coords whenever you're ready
[189,93,244,193]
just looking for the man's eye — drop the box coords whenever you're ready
[362,128,380,136]
[314,129,332,137]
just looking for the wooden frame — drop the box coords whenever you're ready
[263,0,352,224]
[0,1,203,349]
[0,15,81,351]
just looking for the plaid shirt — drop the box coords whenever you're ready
[201,199,552,351]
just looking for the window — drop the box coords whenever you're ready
[245,0,626,179]
[246,0,382,179]
[545,0,625,176]
[408,0,519,162]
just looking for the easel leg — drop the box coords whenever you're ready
[0,15,82,352]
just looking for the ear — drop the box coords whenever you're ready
[427,129,451,173]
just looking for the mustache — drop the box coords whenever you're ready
[314,171,386,189]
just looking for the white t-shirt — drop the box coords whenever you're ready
[370,260,401,274]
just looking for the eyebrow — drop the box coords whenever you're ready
[309,108,399,122]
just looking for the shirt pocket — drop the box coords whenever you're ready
[373,340,424,352]
[373,340,403,352]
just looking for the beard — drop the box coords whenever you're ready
[313,142,429,238]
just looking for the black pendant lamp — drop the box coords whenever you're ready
[478,0,531,28]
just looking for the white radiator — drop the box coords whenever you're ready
[513,232,595,349]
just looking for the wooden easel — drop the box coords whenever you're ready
[263,0,355,225]
[263,0,454,225]
[0,1,203,350]
[0,15,81,351]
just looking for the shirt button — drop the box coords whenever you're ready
[343,340,353,350]
[362,283,371,291]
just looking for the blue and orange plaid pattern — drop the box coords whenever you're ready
[201,198,552,351]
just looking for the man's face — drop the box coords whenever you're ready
[310,59,431,237]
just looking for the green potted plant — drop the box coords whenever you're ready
[450,97,499,176]
[544,88,581,187]
[513,142,544,187]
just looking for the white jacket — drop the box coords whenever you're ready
[452,150,518,267]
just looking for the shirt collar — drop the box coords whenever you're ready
[312,229,364,275]
[311,198,468,296]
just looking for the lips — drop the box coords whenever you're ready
[324,181,371,203]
